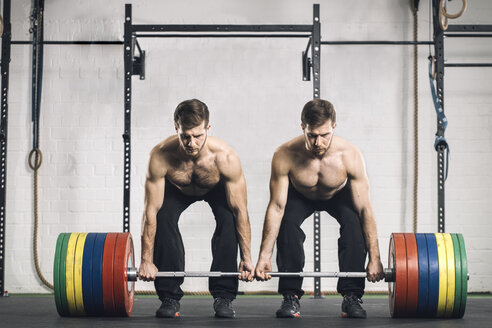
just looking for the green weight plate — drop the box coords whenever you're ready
[59,232,71,315]
[457,234,467,318]
[54,233,67,316]
[451,234,462,318]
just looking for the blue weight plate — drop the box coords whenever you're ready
[425,233,439,317]
[92,233,107,316]
[415,233,429,317]
[82,233,97,316]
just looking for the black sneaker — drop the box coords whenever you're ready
[276,294,301,318]
[341,294,367,319]
[213,297,235,318]
[156,297,180,318]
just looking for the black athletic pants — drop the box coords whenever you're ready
[153,180,238,301]
[276,183,367,298]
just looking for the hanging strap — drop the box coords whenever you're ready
[428,56,449,181]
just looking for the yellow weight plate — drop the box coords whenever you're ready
[443,233,455,317]
[74,233,88,316]
[65,233,79,316]
[435,233,447,317]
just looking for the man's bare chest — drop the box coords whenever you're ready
[290,157,348,198]
[167,160,221,191]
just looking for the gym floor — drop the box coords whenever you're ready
[1,294,490,327]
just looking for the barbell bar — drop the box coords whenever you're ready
[53,232,468,318]
[126,268,394,280]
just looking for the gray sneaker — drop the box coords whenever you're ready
[156,297,180,318]
[341,294,367,319]
[276,294,301,318]
[213,297,235,318]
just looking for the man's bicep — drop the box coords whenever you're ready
[145,177,165,213]
[144,154,167,212]
[269,158,290,210]
[349,166,372,216]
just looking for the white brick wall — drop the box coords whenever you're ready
[3,0,492,294]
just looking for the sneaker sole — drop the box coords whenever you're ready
[341,312,366,319]
[276,312,301,318]
[156,312,180,318]
[215,313,235,319]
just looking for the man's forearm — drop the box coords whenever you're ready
[361,211,381,260]
[258,205,284,260]
[235,210,252,262]
[141,212,157,263]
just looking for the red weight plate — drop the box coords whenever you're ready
[388,235,396,317]
[113,233,135,316]
[403,233,419,317]
[393,233,407,317]
[102,233,118,316]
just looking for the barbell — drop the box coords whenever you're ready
[53,232,467,318]
[125,269,394,280]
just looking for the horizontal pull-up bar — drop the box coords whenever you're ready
[446,24,492,32]
[444,33,492,38]
[321,40,434,45]
[131,24,313,33]
[11,41,123,45]
[445,63,492,67]
[135,33,310,38]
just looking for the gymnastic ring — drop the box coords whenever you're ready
[439,5,449,31]
[29,148,43,171]
[440,0,467,20]
[430,56,437,80]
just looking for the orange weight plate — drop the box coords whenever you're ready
[102,233,118,316]
[113,233,135,316]
[403,233,419,317]
[389,233,407,317]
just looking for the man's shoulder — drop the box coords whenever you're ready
[150,136,179,160]
[208,137,242,177]
[278,135,303,153]
[333,135,359,154]
[271,137,302,172]
[333,136,364,171]
[208,136,236,157]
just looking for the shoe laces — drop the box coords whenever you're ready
[214,297,232,309]
[282,295,300,308]
[345,294,363,307]
[163,298,179,307]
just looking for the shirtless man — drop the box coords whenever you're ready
[138,99,254,318]
[255,99,384,319]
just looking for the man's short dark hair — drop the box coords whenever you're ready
[174,99,209,129]
[301,99,336,127]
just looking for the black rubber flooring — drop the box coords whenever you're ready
[1,294,490,327]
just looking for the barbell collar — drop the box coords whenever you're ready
[126,268,395,282]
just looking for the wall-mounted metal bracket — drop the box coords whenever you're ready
[302,51,312,81]
[131,38,145,80]
[302,37,312,81]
